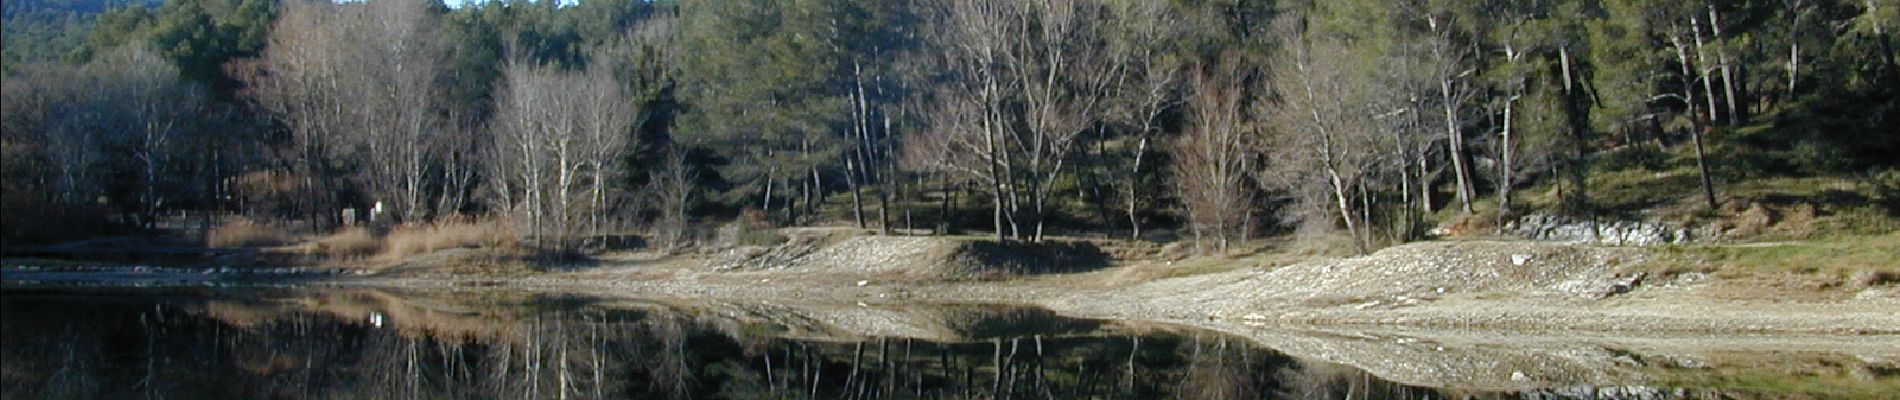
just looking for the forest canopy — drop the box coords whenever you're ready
[3,0,1897,253]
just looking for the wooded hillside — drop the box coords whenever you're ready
[4,0,1896,254]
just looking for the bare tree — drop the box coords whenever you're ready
[7,46,203,228]
[1425,13,1481,215]
[649,147,697,251]
[577,63,638,247]
[244,0,358,230]
[87,45,207,229]
[1489,20,1535,233]
[490,60,634,252]
[1103,0,1184,241]
[492,62,570,250]
[246,0,451,227]
[346,0,452,222]
[1007,0,1121,241]
[926,0,1120,242]
[33,68,106,207]
[1173,62,1254,252]
[1261,17,1385,254]
[928,0,1020,241]
[0,65,75,214]
[1665,5,1721,210]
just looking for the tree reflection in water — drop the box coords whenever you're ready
[0,290,1542,399]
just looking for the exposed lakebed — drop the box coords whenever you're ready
[2,287,1894,399]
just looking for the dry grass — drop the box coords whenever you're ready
[298,219,518,262]
[378,221,517,261]
[311,227,381,259]
[206,218,298,248]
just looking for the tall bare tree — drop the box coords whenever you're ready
[1103,0,1184,240]
[490,60,633,252]
[247,0,451,227]
[1424,12,1481,215]
[927,0,1020,241]
[348,0,453,222]
[1261,16,1385,254]
[926,0,1121,242]
[244,0,354,230]
[576,63,638,247]
[1008,0,1122,241]
[649,147,697,251]
[1174,62,1254,252]
[88,44,207,228]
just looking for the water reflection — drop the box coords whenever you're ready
[1,288,1894,399]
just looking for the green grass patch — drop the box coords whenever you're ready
[1649,233,1900,284]
[1648,366,1900,399]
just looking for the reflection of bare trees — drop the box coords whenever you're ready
[647,315,697,399]
[6,296,1525,400]
[1175,335,1274,400]
[1277,360,1442,400]
[40,333,101,399]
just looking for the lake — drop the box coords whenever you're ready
[2,287,1894,399]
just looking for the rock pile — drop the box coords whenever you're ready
[1508,214,1710,246]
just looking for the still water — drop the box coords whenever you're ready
[2,287,1895,399]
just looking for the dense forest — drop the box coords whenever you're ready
[3,0,1896,255]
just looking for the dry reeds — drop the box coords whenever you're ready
[207,218,297,248]
[299,218,517,262]
[378,220,517,261]
[312,227,381,259]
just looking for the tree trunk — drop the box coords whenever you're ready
[1674,34,1721,210]
[879,117,895,235]
[1441,79,1475,214]
[1417,144,1433,214]
[1558,45,1594,224]
[985,111,1007,242]
[1709,6,1743,125]
[1127,135,1148,241]
[762,168,775,213]
[1872,1,1900,82]
[938,177,952,235]
[1498,91,1517,234]
[849,63,871,230]
[848,158,865,229]
[1788,39,1801,97]
[1693,16,1723,126]
[1328,168,1365,255]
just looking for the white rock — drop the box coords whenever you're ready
[1511,254,1533,266]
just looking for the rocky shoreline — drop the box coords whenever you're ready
[6,236,1897,336]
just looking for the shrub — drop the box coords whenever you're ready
[714,219,785,248]
[1853,270,1898,288]
[737,227,786,247]
[1872,169,1900,206]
